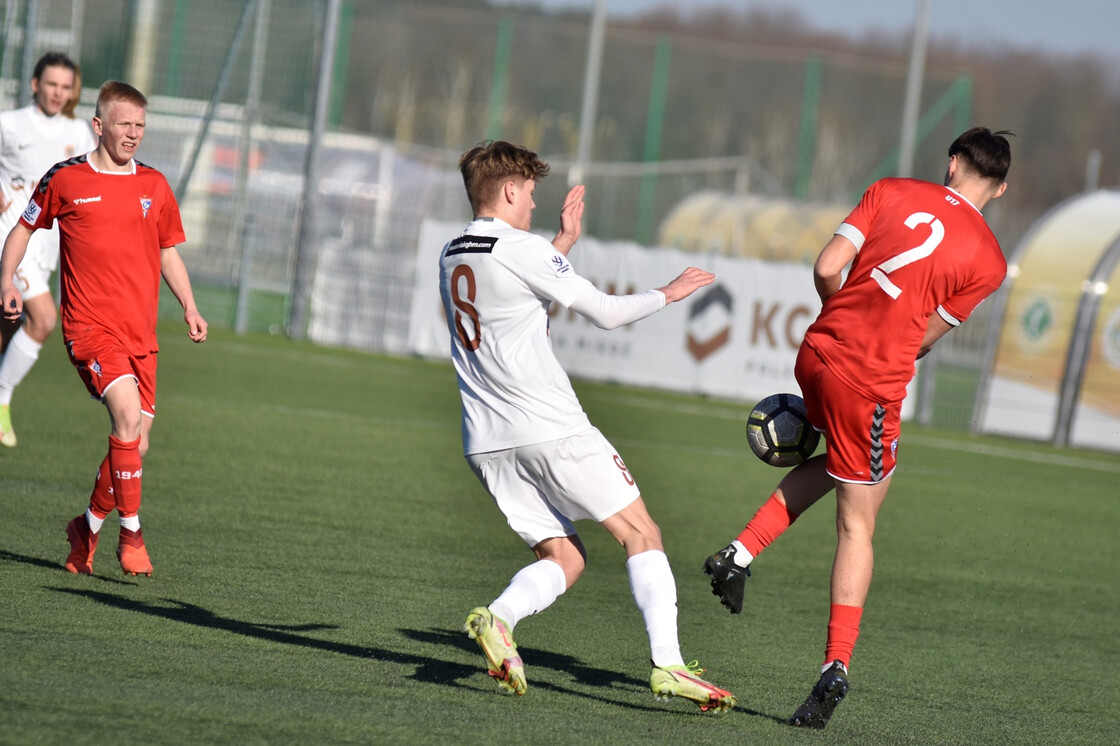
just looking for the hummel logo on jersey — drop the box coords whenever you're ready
[74,196,102,204]
[550,254,572,277]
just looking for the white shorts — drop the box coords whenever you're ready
[10,229,59,301]
[466,426,642,548]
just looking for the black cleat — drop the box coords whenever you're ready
[702,544,750,614]
[787,661,849,729]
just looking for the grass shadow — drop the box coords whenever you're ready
[44,585,782,720]
[0,548,135,586]
[48,586,477,688]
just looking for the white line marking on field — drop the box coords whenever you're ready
[903,434,1120,474]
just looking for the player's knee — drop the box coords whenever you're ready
[629,505,663,546]
[835,510,876,543]
[614,522,664,556]
[562,553,586,586]
[603,497,663,551]
[535,535,587,585]
[26,314,56,340]
[111,416,144,444]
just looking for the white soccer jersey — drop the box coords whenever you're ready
[439,217,598,455]
[0,104,96,272]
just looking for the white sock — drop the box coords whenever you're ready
[627,549,684,668]
[0,327,42,404]
[119,514,141,532]
[731,539,754,567]
[489,559,567,630]
[85,509,105,534]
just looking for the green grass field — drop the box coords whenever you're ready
[2,326,1118,744]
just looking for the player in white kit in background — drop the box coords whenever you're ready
[442,140,736,712]
[0,52,96,447]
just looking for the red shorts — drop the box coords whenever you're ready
[66,330,158,417]
[794,344,900,484]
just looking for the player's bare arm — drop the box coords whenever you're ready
[917,313,954,359]
[813,234,858,303]
[160,246,208,343]
[657,267,715,303]
[0,224,33,319]
[551,184,585,256]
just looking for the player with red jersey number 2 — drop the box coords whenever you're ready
[703,127,1013,729]
[442,140,736,712]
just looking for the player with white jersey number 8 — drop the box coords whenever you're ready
[441,139,738,712]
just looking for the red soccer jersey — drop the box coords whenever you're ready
[20,155,185,355]
[803,177,1006,403]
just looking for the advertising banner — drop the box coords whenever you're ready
[1071,256,1120,448]
[980,191,1120,440]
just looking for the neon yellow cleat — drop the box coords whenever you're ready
[650,661,737,712]
[464,607,526,695]
[0,404,16,447]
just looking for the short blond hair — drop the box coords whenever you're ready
[95,80,148,118]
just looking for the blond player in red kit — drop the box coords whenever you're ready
[0,80,207,577]
[704,127,1012,729]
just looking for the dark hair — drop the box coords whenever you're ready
[948,127,1014,183]
[32,52,78,81]
[459,140,550,214]
[95,80,148,117]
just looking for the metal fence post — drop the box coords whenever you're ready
[17,0,40,108]
[173,0,258,201]
[287,0,342,340]
[233,0,270,335]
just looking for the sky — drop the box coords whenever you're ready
[498,0,1120,66]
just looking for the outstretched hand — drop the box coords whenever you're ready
[659,267,715,304]
[551,184,585,256]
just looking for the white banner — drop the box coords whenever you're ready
[410,218,915,412]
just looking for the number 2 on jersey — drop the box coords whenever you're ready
[870,211,945,299]
[450,265,481,351]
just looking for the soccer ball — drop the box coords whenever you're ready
[745,393,820,467]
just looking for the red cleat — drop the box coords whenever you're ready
[65,515,99,575]
[117,527,153,576]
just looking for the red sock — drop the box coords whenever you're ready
[824,603,863,668]
[88,455,115,518]
[108,436,143,517]
[735,493,800,557]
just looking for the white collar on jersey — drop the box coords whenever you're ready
[87,156,137,175]
[945,185,982,214]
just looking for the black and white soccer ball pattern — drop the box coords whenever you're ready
[746,393,821,467]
